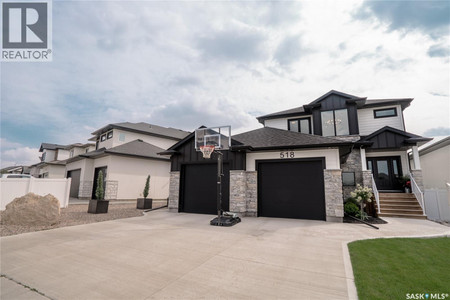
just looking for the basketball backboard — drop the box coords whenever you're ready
[195,126,231,150]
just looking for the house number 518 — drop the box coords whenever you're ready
[280,151,295,158]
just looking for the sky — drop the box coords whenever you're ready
[1,0,449,168]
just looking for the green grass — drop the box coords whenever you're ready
[348,237,450,300]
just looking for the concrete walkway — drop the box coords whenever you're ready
[1,210,449,300]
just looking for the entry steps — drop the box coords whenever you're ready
[376,193,426,219]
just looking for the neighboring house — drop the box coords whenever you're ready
[163,90,431,222]
[409,136,450,190]
[0,165,30,175]
[29,143,94,178]
[65,122,189,200]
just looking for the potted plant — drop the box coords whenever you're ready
[88,170,109,214]
[137,175,152,209]
[399,175,411,193]
[350,184,373,221]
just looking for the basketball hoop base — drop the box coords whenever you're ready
[210,215,241,227]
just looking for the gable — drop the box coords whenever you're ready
[358,126,432,149]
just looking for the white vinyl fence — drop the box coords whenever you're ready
[1,177,71,210]
[424,188,450,222]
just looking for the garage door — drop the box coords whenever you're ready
[181,163,229,214]
[67,169,81,198]
[258,159,325,220]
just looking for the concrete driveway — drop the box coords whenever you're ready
[1,210,449,300]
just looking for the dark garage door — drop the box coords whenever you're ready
[258,159,326,220]
[67,169,81,198]
[181,163,229,214]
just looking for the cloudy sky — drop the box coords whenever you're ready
[1,0,449,168]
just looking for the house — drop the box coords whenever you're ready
[0,165,30,175]
[65,122,190,200]
[163,90,431,222]
[29,143,94,178]
[409,136,450,190]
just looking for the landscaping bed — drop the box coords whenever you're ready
[348,237,450,300]
[0,202,166,237]
[344,215,387,224]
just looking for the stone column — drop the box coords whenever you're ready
[168,171,180,212]
[229,170,247,215]
[78,180,93,200]
[324,169,343,222]
[104,180,118,200]
[410,169,424,191]
[245,171,257,217]
[362,170,373,188]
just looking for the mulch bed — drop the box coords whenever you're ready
[0,201,166,237]
[344,215,388,224]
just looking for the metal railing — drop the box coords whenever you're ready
[371,174,380,213]
[409,173,426,215]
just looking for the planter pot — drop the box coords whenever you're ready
[404,187,411,193]
[88,199,109,214]
[137,198,153,209]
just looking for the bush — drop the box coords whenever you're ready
[344,201,359,217]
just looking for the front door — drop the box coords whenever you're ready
[92,167,107,199]
[367,157,402,191]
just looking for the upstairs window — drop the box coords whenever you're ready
[107,131,113,139]
[101,134,106,142]
[374,107,397,118]
[288,117,311,134]
[321,109,349,136]
[69,150,74,158]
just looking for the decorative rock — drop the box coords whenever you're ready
[2,193,61,226]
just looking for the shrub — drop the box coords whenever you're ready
[344,202,359,217]
[95,170,104,200]
[143,175,150,199]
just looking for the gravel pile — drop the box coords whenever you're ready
[0,201,167,237]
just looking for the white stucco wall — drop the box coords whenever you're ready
[365,150,409,175]
[66,158,95,181]
[411,145,450,189]
[357,105,404,135]
[56,149,70,160]
[107,156,170,199]
[42,149,56,162]
[246,148,340,171]
[39,164,66,178]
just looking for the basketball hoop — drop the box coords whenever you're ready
[200,145,215,159]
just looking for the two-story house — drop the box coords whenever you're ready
[65,122,190,200]
[164,90,431,222]
[29,143,94,178]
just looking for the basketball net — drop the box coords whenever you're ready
[200,145,215,159]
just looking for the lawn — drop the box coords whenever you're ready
[348,237,450,300]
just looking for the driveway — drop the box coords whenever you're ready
[1,210,449,300]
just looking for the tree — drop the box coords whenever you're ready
[143,175,150,199]
[95,170,104,200]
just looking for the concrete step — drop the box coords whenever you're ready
[379,193,416,199]
[378,213,427,219]
[380,208,424,215]
[376,204,422,210]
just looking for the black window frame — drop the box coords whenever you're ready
[320,108,349,137]
[101,134,107,142]
[287,117,312,134]
[107,131,113,139]
[374,107,397,119]
[342,172,355,186]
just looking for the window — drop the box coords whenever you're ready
[321,109,349,136]
[69,150,74,158]
[107,131,113,139]
[374,107,397,118]
[119,133,126,142]
[95,139,99,150]
[288,118,311,134]
[42,152,46,161]
[342,172,355,186]
[101,134,106,142]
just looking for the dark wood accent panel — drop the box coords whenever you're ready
[313,109,322,135]
[319,94,348,110]
[347,104,359,135]
[368,131,407,149]
[170,137,246,171]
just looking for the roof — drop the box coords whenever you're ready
[65,143,95,150]
[75,139,169,161]
[416,136,450,155]
[257,90,413,122]
[232,127,351,150]
[39,143,67,152]
[357,126,432,148]
[89,122,190,141]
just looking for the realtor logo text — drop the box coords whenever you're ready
[406,293,449,300]
[1,0,52,61]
